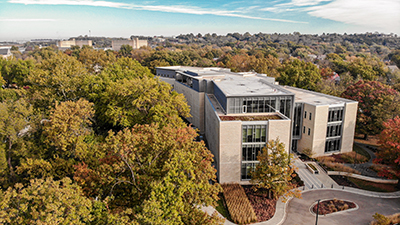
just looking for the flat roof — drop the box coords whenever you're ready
[281,86,357,106]
[214,74,291,97]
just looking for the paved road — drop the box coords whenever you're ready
[282,189,400,225]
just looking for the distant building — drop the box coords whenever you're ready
[111,38,148,51]
[57,39,92,48]
[0,48,12,59]
[155,66,358,184]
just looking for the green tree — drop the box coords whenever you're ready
[0,177,93,224]
[88,58,190,129]
[77,48,116,73]
[277,58,321,90]
[43,99,94,160]
[26,52,89,113]
[0,98,33,182]
[74,124,223,224]
[0,57,35,86]
[119,44,133,57]
[250,138,301,201]
[389,50,400,68]
[341,80,400,139]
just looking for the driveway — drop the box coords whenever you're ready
[282,189,400,225]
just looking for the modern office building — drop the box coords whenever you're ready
[156,66,358,184]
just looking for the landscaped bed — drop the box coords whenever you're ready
[243,186,277,222]
[220,114,282,121]
[220,183,257,224]
[330,175,400,192]
[312,198,357,215]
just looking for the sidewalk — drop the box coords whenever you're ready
[294,158,338,189]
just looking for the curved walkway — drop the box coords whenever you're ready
[344,142,380,178]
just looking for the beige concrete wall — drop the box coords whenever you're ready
[173,81,205,132]
[312,105,329,157]
[268,119,291,153]
[58,39,92,48]
[205,95,221,180]
[112,38,148,51]
[58,40,76,48]
[75,40,92,47]
[341,102,358,154]
[298,104,329,157]
[298,104,315,153]
[219,121,242,183]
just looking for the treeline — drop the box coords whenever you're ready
[0,48,223,224]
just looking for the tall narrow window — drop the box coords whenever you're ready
[309,112,312,120]
[304,111,307,118]
[308,128,311,136]
[303,126,306,133]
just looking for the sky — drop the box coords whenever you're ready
[0,0,399,41]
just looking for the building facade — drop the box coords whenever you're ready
[156,66,358,184]
[0,48,12,59]
[111,38,148,51]
[57,39,92,48]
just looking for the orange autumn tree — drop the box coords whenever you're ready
[375,116,400,181]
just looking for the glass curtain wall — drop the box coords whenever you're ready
[292,103,303,139]
[325,107,344,153]
[241,125,267,180]
[228,96,292,117]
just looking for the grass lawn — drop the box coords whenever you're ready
[354,134,380,147]
[348,177,399,192]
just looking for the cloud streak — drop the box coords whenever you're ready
[0,18,56,22]
[9,0,307,24]
[306,0,400,32]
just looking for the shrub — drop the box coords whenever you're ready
[221,183,257,224]
[371,213,390,225]
[341,151,368,163]
[371,213,400,225]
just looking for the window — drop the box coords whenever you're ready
[326,124,342,137]
[242,125,267,180]
[304,111,307,118]
[242,144,263,161]
[292,103,303,138]
[328,108,344,122]
[309,112,312,120]
[325,138,341,152]
[308,128,311,135]
[242,125,267,143]
[303,126,306,133]
[241,163,258,180]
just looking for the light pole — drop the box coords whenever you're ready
[315,199,321,225]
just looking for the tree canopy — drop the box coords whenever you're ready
[250,138,301,201]
[375,116,400,180]
[341,80,400,139]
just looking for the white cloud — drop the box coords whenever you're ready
[9,0,131,8]
[278,0,331,7]
[9,0,307,23]
[307,0,400,33]
[0,18,56,21]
